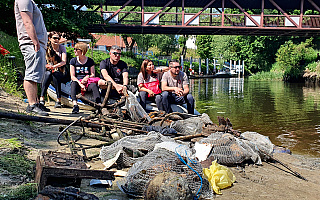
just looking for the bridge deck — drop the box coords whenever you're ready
[72,0,320,36]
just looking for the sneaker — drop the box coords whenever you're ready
[26,103,49,116]
[39,100,45,105]
[72,105,79,114]
[38,103,50,112]
[54,101,62,108]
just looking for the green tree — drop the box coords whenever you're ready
[38,0,103,39]
[276,38,316,81]
[178,35,189,57]
[196,35,214,59]
[0,0,16,36]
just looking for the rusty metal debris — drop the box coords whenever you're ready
[35,151,115,191]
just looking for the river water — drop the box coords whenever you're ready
[190,78,320,158]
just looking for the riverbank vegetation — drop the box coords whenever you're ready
[0,138,37,200]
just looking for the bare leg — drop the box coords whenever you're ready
[24,80,38,105]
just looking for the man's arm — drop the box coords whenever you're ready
[20,11,40,52]
[161,81,183,96]
[101,69,125,94]
[182,84,190,96]
[122,71,129,85]
[101,69,118,86]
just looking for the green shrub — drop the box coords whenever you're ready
[276,38,316,82]
[249,71,284,81]
[0,32,24,96]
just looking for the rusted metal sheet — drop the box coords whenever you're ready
[35,151,115,190]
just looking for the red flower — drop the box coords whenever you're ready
[189,68,192,72]
[0,44,10,56]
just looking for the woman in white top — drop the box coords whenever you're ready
[137,59,168,111]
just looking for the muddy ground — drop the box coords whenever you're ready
[0,89,320,200]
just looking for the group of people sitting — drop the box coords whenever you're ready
[39,31,195,116]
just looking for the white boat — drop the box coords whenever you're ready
[47,82,200,115]
[47,82,96,111]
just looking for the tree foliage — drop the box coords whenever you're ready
[0,0,16,36]
[276,38,316,81]
[38,0,103,39]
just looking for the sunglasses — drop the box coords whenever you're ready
[112,52,121,56]
[74,48,82,51]
[52,37,60,40]
[172,66,181,69]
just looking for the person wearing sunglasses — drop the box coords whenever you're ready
[39,31,67,109]
[137,59,169,111]
[69,42,101,114]
[161,59,195,114]
[98,45,128,99]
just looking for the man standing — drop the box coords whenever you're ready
[15,0,49,116]
[161,59,195,114]
[99,45,129,99]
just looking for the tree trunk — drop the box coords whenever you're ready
[122,35,136,52]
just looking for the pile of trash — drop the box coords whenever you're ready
[99,113,275,199]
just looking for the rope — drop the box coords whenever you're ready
[175,145,203,200]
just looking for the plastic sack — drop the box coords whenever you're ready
[203,160,236,194]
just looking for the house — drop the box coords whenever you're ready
[91,34,138,52]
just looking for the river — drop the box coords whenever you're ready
[190,78,320,158]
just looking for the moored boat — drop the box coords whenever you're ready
[47,83,200,115]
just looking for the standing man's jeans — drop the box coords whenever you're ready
[162,91,194,114]
[139,91,163,111]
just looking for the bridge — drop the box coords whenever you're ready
[74,0,320,36]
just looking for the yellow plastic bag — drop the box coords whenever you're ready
[203,160,236,194]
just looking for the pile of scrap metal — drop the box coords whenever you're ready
[98,113,276,199]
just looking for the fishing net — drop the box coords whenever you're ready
[170,113,213,135]
[117,145,213,199]
[240,131,274,161]
[125,91,151,122]
[99,132,174,168]
[198,132,274,166]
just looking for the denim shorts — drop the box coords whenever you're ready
[20,45,46,83]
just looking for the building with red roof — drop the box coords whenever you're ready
[91,34,137,52]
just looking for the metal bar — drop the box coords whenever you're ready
[160,7,172,19]
[261,0,265,27]
[300,0,304,28]
[143,0,175,25]
[106,0,133,22]
[222,0,225,26]
[182,0,185,25]
[215,8,234,26]
[57,116,83,145]
[100,118,145,128]
[141,0,144,24]
[119,6,138,22]
[210,8,212,25]
[269,0,299,27]
[308,0,320,12]
[184,0,216,26]
[41,167,115,180]
[76,5,84,11]
[81,119,148,133]
[0,112,101,128]
[101,81,112,108]
[230,0,260,27]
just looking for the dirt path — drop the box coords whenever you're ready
[0,90,320,200]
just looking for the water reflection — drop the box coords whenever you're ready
[191,78,320,158]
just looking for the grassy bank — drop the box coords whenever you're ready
[249,71,284,81]
[0,138,37,200]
